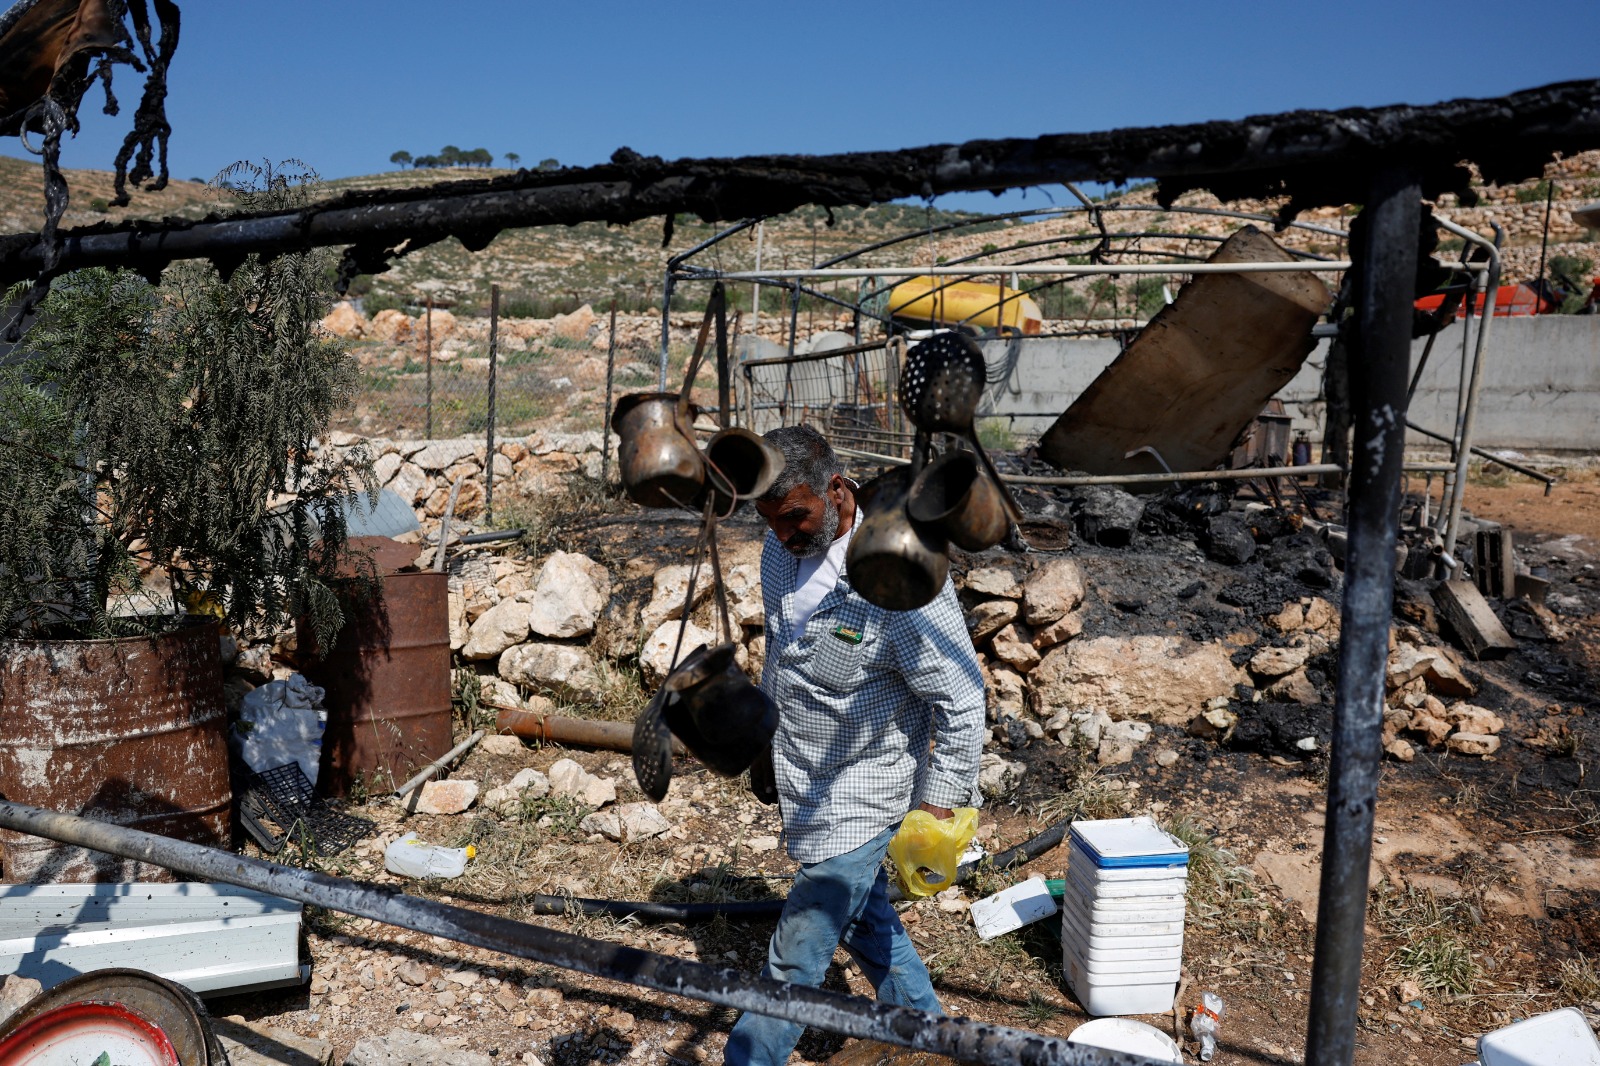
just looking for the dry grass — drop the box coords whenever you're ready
[1163,815,1283,942]
[1557,956,1600,1003]
[1371,882,1484,1001]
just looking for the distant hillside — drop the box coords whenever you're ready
[2,151,1596,318]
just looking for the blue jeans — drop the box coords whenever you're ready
[723,825,943,1066]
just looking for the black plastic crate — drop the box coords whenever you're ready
[238,763,374,857]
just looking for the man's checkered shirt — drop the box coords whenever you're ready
[759,527,985,864]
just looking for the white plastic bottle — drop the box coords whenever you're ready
[384,832,475,878]
[1190,991,1224,1061]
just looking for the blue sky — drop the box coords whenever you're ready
[25,0,1598,212]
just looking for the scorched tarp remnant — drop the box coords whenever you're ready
[0,0,178,335]
[0,79,1596,294]
[1036,226,1329,477]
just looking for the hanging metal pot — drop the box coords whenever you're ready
[907,449,1009,552]
[702,427,785,513]
[611,392,703,509]
[660,642,777,778]
[612,297,728,509]
[846,466,950,611]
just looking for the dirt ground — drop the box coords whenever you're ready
[209,470,1600,1066]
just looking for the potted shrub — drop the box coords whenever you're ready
[0,165,373,881]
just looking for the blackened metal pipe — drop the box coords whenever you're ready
[0,800,1169,1066]
[1305,166,1421,1066]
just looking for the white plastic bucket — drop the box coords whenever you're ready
[1067,1018,1185,1063]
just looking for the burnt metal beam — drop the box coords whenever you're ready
[0,799,1175,1066]
[1305,165,1421,1066]
[0,80,1596,288]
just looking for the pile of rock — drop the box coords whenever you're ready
[962,557,1248,770]
[1380,628,1505,761]
[320,428,607,530]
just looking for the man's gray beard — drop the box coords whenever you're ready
[788,494,840,558]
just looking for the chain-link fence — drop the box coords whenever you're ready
[329,300,643,447]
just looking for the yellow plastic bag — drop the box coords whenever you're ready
[887,807,980,898]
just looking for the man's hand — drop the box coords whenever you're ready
[917,802,953,820]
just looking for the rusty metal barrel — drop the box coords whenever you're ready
[301,539,452,798]
[0,621,233,883]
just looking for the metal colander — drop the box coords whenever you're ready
[900,331,987,434]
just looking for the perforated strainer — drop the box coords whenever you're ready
[900,331,987,434]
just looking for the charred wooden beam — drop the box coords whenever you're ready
[0,78,1597,290]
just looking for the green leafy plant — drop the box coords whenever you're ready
[0,162,374,643]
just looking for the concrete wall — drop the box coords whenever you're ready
[980,314,1600,452]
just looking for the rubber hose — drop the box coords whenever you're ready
[522,818,1069,923]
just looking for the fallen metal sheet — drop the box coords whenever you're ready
[0,882,304,997]
[1037,226,1329,477]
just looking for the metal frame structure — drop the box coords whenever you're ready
[1,79,1597,1066]
[667,201,1511,547]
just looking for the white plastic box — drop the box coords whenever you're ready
[1061,817,1189,1017]
[1478,1008,1600,1066]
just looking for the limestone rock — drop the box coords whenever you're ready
[448,590,468,652]
[0,975,41,1027]
[1031,607,1085,650]
[415,780,478,815]
[1386,644,1475,698]
[320,301,367,338]
[747,835,780,853]
[498,643,601,700]
[1249,642,1313,679]
[1447,732,1501,756]
[966,567,1022,600]
[641,619,716,684]
[1205,514,1257,565]
[479,734,523,756]
[1407,706,1452,747]
[461,598,532,661]
[547,758,617,807]
[1384,737,1416,762]
[1446,703,1505,735]
[1031,636,1246,726]
[641,564,712,636]
[367,308,414,343]
[1097,720,1153,766]
[420,307,457,341]
[388,462,430,506]
[347,1029,491,1066]
[522,551,610,639]
[968,600,1019,644]
[483,768,550,813]
[988,662,1027,717]
[1022,559,1086,626]
[990,623,1041,673]
[725,563,765,628]
[553,304,597,342]
[1075,487,1144,547]
[372,451,403,485]
[978,752,1026,796]
[412,439,479,471]
[1187,705,1237,741]
[581,802,672,842]
[1270,596,1339,636]
[1266,668,1321,705]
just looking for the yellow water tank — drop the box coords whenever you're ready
[887,275,1043,334]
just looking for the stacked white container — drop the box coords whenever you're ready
[1061,816,1189,1016]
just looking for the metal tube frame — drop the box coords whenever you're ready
[1305,165,1420,1066]
[1433,217,1504,562]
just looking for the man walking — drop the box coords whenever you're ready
[725,425,985,1066]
